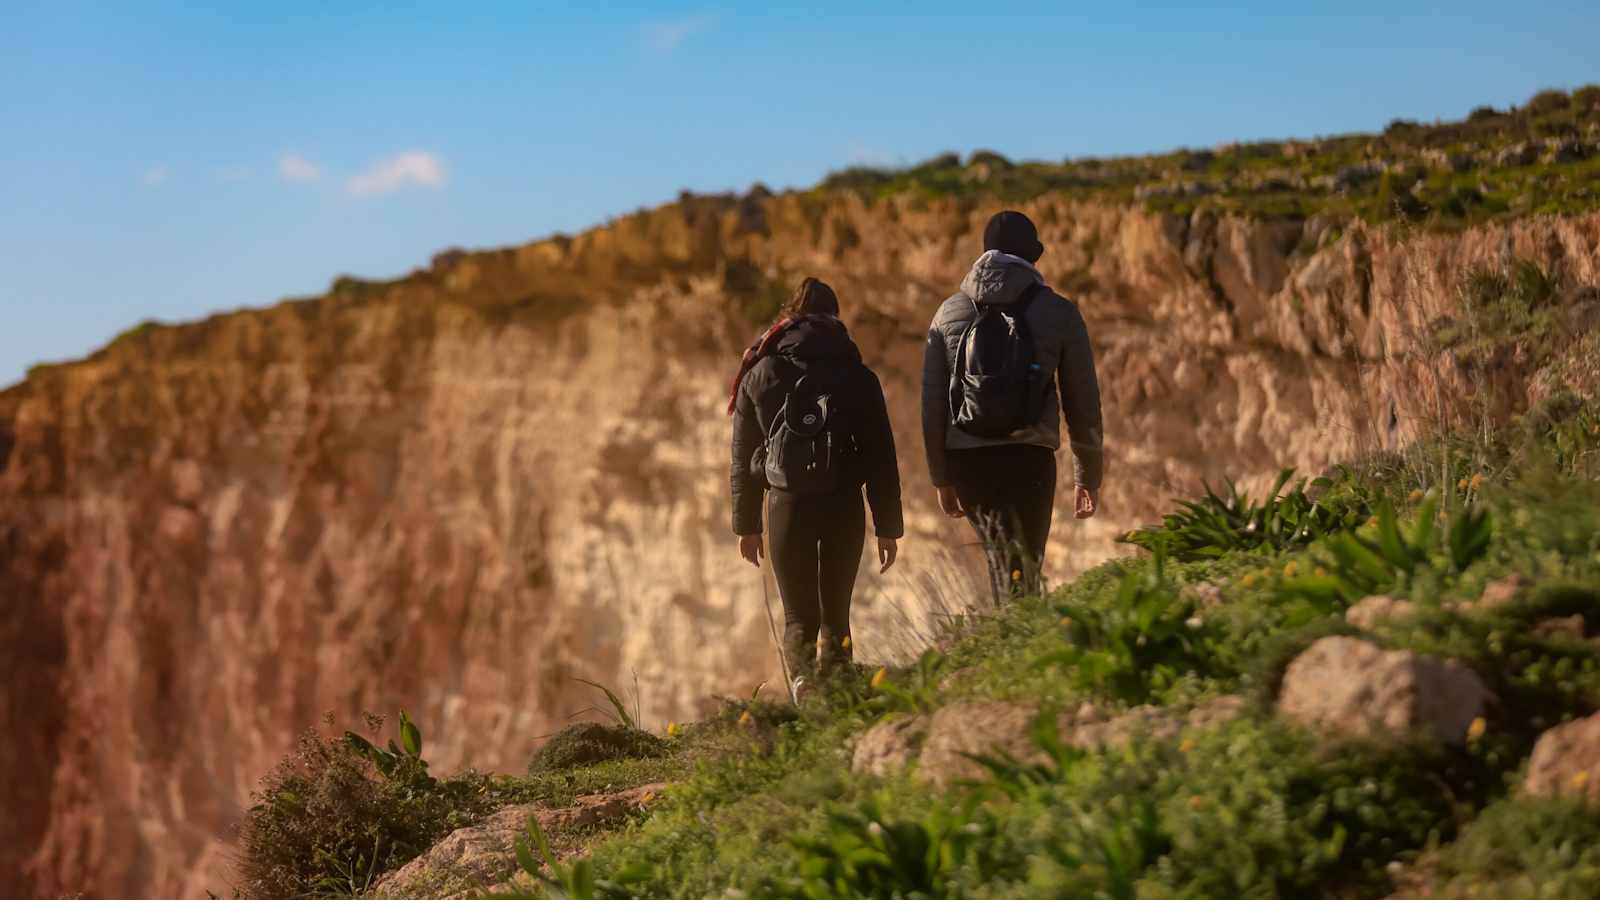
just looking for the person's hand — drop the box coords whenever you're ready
[1074,485,1099,519]
[936,485,965,518]
[738,533,764,567]
[877,537,898,574]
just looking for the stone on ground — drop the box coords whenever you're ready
[896,696,1246,787]
[1345,594,1413,630]
[852,715,930,778]
[375,783,665,899]
[1477,573,1532,609]
[1277,636,1491,745]
[1524,713,1600,804]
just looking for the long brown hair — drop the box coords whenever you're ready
[782,277,840,318]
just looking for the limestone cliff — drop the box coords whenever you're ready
[3,190,1597,898]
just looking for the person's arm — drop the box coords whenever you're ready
[1057,301,1105,495]
[730,375,766,537]
[858,370,905,540]
[920,313,953,487]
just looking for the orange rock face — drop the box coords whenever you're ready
[2,193,1596,897]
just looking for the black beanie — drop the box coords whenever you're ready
[982,210,1043,263]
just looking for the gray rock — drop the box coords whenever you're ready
[375,783,665,898]
[1346,594,1413,630]
[1423,148,1475,172]
[1494,142,1539,167]
[913,696,1246,787]
[1542,138,1587,164]
[1525,712,1600,803]
[917,702,1043,787]
[1533,615,1587,640]
[1477,573,1532,609]
[852,715,929,778]
[1277,637,1491,745]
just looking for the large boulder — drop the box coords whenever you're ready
[1524,713,1600,804]
[1277,637,1491,745]
[376,783,665,899]
[916,702,1043,787]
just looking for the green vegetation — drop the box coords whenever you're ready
[233,261,1600,897]
[237,713,498,899]
[528,723,666,774]
[817,86,1600,228]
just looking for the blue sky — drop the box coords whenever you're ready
[3,2,1596,386]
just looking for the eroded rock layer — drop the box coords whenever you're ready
[3,193,1597,897]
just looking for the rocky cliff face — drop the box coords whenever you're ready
[3,192,1597,898]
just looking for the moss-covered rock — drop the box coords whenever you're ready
[528,723,666,774]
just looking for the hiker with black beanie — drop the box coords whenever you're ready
[921,210,1104,601]
[730,277,904,699]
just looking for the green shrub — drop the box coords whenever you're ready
[782,793,998,898]
[1430,796,1600,896]
[1047,550,1223,704]
[530,722,667,774]
[1280,491,1492,607]
[236,713,491,899]
[1144,720,1485,896]
[1119,468,1373,561]
[1524,89,1572,118]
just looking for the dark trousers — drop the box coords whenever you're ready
[767,485,865,679]
[948,444,1058,602]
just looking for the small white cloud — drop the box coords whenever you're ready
[641,14,715,52]
[345,150,447,197]
[141,165,170,186]
[278,153,321,183]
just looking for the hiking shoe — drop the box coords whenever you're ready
[790,676,814,704]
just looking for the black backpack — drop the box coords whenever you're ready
[950,283,1046,438]
[758,374,852,495]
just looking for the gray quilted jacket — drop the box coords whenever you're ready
[921,250,1104,490]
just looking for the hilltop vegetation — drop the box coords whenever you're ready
[820,86,1600,228]
[231,257,1600,898]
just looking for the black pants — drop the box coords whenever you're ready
[767,485,865,679]
[948,445,1057,602]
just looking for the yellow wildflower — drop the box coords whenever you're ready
[1458,477,1470,491]
[1060,616,1073,627]
[667,721,682,739]
[1242,573,1257,587]
[870,667,889,690]
[1284,561,1299,578]
[1467,717,1486,741]
[1470,473,1486,491]
[1571,770,1590,789]
[1366,515,1379,527]
[841,635,851,650]
[1315,567,1328,578]
[738,710,753,727]
[1179,738,1195,753]
[1408,489,1425,503]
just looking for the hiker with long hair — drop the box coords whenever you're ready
[922,210,1104,601]
[729,277,903,698]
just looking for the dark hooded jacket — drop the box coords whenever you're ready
[922,250,1105,490]
[730,318,904,538]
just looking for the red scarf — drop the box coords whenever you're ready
[726,315,842,414]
